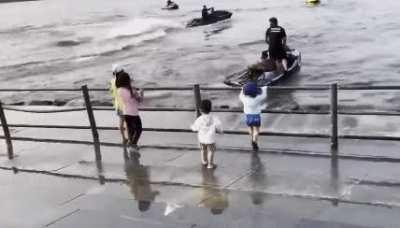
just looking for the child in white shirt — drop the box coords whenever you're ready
[239,82,267,151]
[191,100,223,169]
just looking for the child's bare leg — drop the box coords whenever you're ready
[253,127,260,142]
[275,60,283,72]
[248,127,254,141]
[200,144,208,165]
[251,126,260,151]
[282,59,288,72]
[207,144,216,169]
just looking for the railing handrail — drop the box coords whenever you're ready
[3,105,400,116]
[0,85,325,92]
[2,84,400,92]
[1,83,400,163]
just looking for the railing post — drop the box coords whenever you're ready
[0,101,14,159]
[193,84,202,117]
[330,83,338,152]
[81,85,102,161]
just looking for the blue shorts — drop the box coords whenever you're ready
[246,114,261,127]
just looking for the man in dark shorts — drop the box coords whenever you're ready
[265,17,288,74]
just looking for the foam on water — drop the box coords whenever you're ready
[107,17,183,39]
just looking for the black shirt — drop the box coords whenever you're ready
[265,26,286,50]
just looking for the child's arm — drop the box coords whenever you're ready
[190,118,200,132]
[131,88,144,103]
[215,117,224,134]
[254,86,268,104]
[137,89,144,103]
[260,86,268,98]
[238,89,245,102]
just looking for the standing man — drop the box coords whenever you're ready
[265,17,288,74]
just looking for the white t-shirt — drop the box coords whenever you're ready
[191,114,223,144]
[239,86,268,114]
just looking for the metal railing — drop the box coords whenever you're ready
[1,83,400,162]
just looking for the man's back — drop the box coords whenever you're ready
[266,26,286,50]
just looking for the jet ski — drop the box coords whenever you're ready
[306,0,320,4]
[162,3,179,10]
[186,10,232,28]
[224,49,301,87]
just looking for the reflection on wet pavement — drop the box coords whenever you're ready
[330,151,340,206]
[199,167,229,215]
[125,153,159,212]
[249,152,268,206]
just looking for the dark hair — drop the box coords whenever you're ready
[200,99,212,114]
[269,17,278,25]
[138,201,151,212]
[115,72,134,97]
[251,193,264,205]
[248,68,263,80]
[261,50,269,59]
[211,208,224,215]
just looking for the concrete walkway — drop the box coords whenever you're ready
[1,109,400,227]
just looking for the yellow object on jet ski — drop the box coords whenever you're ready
[306,0,320,4]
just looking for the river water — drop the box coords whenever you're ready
[1,0,400,111]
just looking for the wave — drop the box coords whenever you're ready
[230,7,269,12]
[238,40,264,47]
[0,30,167,71]
[0,24,44,34]
[0,60,46,70]
[0,17,183,71]
[107,17,183,40]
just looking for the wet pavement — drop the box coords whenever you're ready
[1,110,400,227]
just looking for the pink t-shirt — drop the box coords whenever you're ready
[118,87,141,116]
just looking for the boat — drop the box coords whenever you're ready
[224,49,301,87]
[186,10,232,28]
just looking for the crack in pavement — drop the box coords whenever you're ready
[44,209,80,227]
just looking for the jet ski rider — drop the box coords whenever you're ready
[265,17,288,74]
[202,5,214,21]
[166,0,178,9]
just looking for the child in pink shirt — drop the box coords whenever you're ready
[116,72,143,151]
